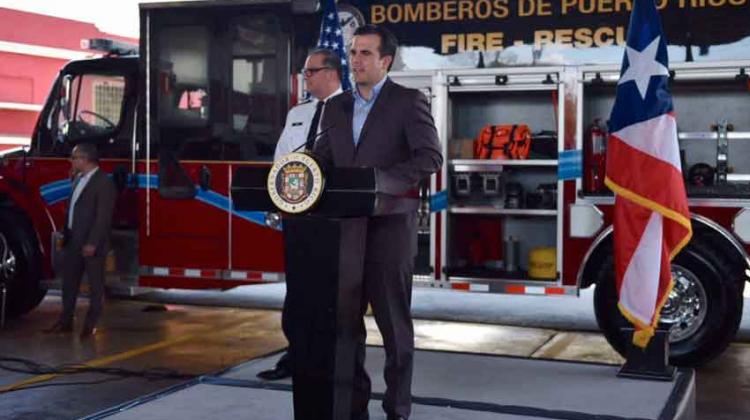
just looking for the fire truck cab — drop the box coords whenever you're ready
[0,0,318,318]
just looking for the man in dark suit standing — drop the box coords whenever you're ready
[46,143,116,339]
[257,48,344,381]
[314,25,443,420]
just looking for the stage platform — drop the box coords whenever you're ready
[85,346,695,420]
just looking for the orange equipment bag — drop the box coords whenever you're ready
[473,124,532,160]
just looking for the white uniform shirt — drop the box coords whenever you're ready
[68,167,98,229]
[274,88,343,161]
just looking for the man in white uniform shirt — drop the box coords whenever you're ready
[257,48,343,380]
[274,48,344,160]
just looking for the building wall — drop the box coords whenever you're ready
[0,7,137,148]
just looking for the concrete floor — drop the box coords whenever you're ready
[0,296,748,419]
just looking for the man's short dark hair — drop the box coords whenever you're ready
[310,48,342,81]
[353,24,398,70]
[75,143,99,163]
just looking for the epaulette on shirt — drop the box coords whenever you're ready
[290,99,314,126]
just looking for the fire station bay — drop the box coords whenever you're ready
[2,1,750,419]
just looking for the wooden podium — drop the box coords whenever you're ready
[232,154,414,420]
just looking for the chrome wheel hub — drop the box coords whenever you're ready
[0,232,17,282]
[660,265,708,343]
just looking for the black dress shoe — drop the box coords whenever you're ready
[256,363,292,380]
[79,326,97,339]
[44,321,73,334]
[386,415,406,420]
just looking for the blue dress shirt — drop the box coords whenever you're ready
[352,76,387,146]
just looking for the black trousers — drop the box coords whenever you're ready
[351,259,415,419]
[60,245,106,329]
[278,296,292,370]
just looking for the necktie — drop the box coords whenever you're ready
[305,101,325,152]
[67,175,82,229]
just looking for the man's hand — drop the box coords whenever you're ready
[82,244,96,257]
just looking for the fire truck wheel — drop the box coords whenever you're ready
[0,210,47,318]
[593,240,743,367]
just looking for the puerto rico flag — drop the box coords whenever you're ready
[604,0,692,348]
[317,0,352,91]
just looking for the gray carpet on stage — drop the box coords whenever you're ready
[98,347,694,420]
[104,385,545,420]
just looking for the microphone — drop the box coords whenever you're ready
[291,124,335,154]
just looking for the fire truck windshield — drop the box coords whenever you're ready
[29,69,133,159]
[58,73,126,141]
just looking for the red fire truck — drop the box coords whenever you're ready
[1,0,749,367]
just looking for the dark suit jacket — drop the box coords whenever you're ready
[314,78,443,263]
[66,168,117,257]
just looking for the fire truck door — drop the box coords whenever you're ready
[228,16,290,274]
[31,61,139,235]
[142,14,291,278]
[142,156,230,275]
[138,22,230,277]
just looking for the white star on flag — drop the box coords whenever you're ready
[316,0,352,91]
[618,36,669,100]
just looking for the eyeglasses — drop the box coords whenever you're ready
[302,67,331,77]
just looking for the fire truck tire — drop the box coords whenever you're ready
[593,240,743,367]
[0,210,47,318]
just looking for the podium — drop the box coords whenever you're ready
[232,154,417,420]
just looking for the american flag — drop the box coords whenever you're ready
[604,0,692,348]
[317,0,351,91]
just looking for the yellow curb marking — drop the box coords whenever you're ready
[530,332,578,359]
[0,319,251,393]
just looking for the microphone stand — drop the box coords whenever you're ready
[290,124,334,155]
